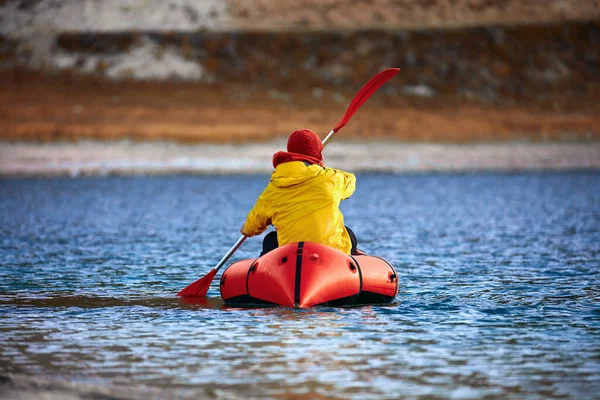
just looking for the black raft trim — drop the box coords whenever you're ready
[294,242,305,307]
[245,259,259,296]
[350,255,363,293]
[223,295,279,307]
[353,291,396,306]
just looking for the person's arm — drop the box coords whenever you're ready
[330,168,356,200]
[240,188,272,237]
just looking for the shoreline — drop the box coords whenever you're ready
[1,140,599,177]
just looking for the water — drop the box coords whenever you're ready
[1,172,599,399]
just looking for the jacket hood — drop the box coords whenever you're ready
[270,161,322,188]
[272,151,323,168]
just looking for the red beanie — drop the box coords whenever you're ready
[287,129,323,160]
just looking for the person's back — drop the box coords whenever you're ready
[241,129,357,255]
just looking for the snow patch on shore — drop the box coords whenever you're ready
[0,0,225,78]
[54,37,204,81]
[0,0,229,35]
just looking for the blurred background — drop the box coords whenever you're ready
[3,4,600,399]
[0,0,599,174]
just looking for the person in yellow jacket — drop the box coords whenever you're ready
[240,128,358,255]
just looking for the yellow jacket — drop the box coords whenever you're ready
[243,161,356,254]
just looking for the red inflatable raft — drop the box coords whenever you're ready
[220,241,398,308]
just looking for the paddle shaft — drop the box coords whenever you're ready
[214,234,247,273]
[322,129,336,148]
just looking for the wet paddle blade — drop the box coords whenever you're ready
[332,68,400,133]
[177,268,218,297]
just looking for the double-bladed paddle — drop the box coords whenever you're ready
[178,68,400,297]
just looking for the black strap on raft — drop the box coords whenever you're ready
[294,242,305,307]
[350,255,363,294]
[245,259,258,295]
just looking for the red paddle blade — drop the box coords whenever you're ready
[332,68,400,133]
[177,268,217,297]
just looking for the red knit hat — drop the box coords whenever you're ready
[287,129,323,160]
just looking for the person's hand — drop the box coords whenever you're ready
[240,223,252,237]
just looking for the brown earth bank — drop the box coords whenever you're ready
[47,21,600,109]
[1,20,599,144]
[1,67,599,144]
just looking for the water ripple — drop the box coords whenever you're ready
[1,172,599,399]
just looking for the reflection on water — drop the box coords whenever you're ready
[0,293,224,309]
[1,172,599,399]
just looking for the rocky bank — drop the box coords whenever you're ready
[0,0,599,155]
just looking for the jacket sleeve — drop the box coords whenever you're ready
[243,187,272,236]
[331,168,356,200]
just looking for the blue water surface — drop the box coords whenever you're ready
[1,172,599,399]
